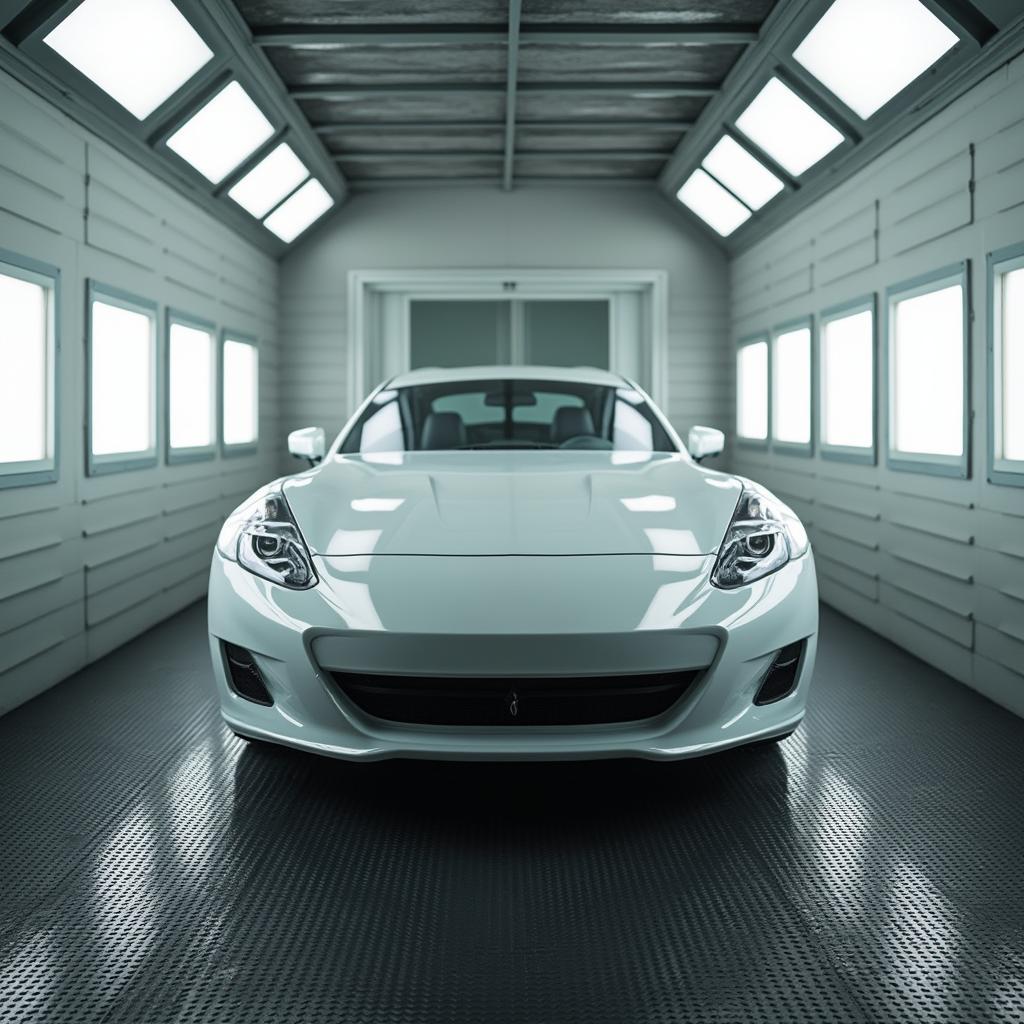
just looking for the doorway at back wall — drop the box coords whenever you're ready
[348,269,668,411]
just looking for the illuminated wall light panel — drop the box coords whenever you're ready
[43,0,213,121]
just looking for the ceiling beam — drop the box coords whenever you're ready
[252,24,760,47]
[290,82,718,99]
[502,0,522,190]
[312,120,694,134]
[346,177,658,189]
[334,150,671,161]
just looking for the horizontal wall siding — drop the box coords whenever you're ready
[278,186,731,455]
[0,72,280,715]
[729,55,1024,717]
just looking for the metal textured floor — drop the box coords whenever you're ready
[1,602,1022,1024]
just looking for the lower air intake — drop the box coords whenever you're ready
[754,640,805,705]
[329,669,701,727]
[223,642,273,706]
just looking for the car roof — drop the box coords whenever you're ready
[387,364,629,389]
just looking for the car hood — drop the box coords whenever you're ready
[283,450,742,557]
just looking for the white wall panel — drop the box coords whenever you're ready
[730,55,1024,716]
[277,186,731,452]
[0,84,82,237]
[0,72,281,716]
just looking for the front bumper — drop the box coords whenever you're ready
[208,551,818,761]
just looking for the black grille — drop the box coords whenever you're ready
[329,669,701,726]
[223,642,273,706]
[754,640,805,705]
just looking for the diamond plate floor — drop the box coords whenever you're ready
[0,601,1022,1024]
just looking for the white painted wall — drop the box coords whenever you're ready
[729,55,1024,715]
[0,71,281,714]
[277,185,731,451]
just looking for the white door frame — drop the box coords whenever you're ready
[348,268,668,412]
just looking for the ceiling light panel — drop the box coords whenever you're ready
[702,136,784,211]
[794,0,959,120]
[166,81,274,184]
[228,143,309,218]
[735,77,844,176]
[42,0,213,121]
[676,169,751,237]
[263,179,334,243]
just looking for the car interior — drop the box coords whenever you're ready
[343,379,679,453]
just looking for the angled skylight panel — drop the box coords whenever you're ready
[263,180,334,243]
[167,81,274,184]
[794,0,959,120]
[228,143,309,218]
[702,136,784,211]
[42,0,213,121]
[676,170,751,238]
[735,78,843,177]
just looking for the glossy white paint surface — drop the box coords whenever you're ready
[208,551,817,760]
[287,426,325,462]
[283,451,742,557]
[209,368,819,761]
[686,425,725,462]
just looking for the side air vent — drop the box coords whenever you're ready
[754,640,805,706]
[223,642,273,706]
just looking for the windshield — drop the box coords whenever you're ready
[340,378,678,454]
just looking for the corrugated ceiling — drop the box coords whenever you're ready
[236,0,775,185]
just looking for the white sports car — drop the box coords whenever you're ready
[209,365,817,761]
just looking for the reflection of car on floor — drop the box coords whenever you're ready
[208,365,817,761]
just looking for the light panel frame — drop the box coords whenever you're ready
[86,281,159,477]
[701,132,786,212]
[220,330,259,457]
[227,141,310,219]
[10,0,343,253]
[40,0,215,122]
[987,242,1024,487]
[884,262,971,479]
[165,309,218,465]
[160,76,277,186]
[262,177,336,243]
[791,0,961,122]
[0,249,60,490]
[656,0,990,250]
[732,75,847,179]
[735,333,770,449]
[19,0,227,135]
[770,315,814,457]
[818,294,877,465]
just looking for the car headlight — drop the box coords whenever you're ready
[711,484,809,589]
[216,486,317,590]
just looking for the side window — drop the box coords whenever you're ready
[613,399,654,450]
[772,320,812,454]
[167,313,216,462]
[0,255,58,487]
[222,334,259,452]
[346,392,405,453]
[887,265,968,477]
[736,338,769,443]
[989,245,1024,485]
[88,284,158,475]
[819,299,875,462]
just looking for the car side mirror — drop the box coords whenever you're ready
[288,426,326,466]
[687,425,725,463]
